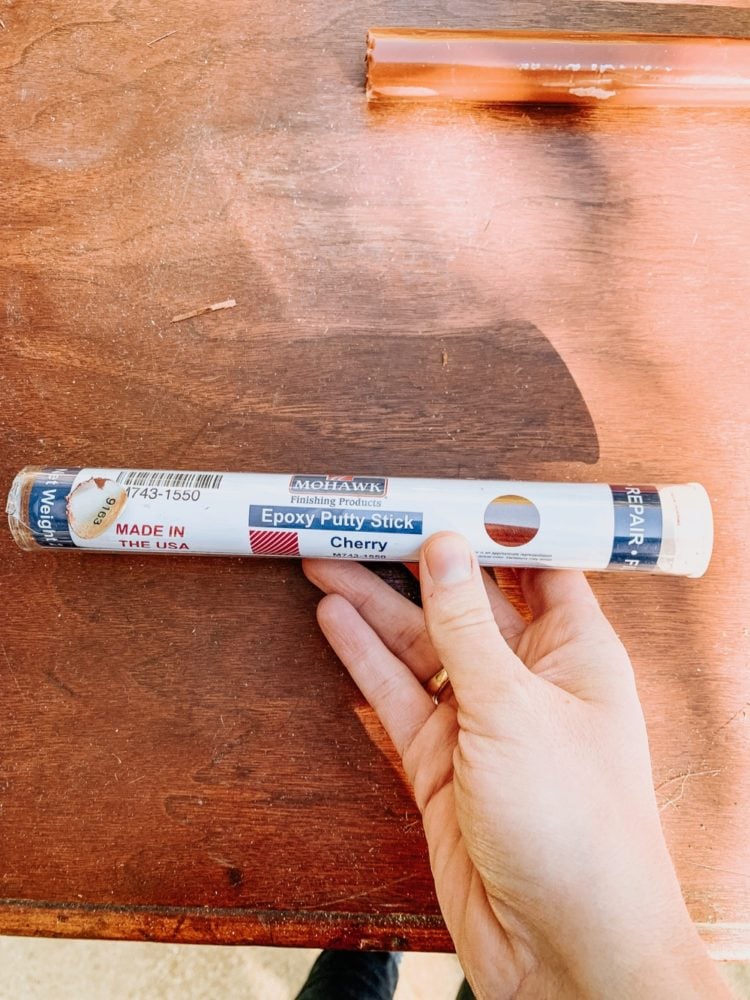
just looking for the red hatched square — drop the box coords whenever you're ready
[249,529,300,556]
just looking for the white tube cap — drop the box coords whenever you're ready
[657,483,713,578]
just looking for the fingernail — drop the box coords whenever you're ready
[424,534,473,584]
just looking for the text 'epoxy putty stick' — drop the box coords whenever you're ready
[6,467,713,577]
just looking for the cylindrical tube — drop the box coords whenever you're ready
[366,28,750,107]
[6,467,713,576]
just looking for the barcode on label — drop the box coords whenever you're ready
[116,471,224,490]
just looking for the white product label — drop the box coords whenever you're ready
[58,469,617,570]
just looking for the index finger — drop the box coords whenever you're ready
[303,557,442,679]
[316,593,435,757]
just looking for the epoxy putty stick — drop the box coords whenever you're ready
[7,467,713,576]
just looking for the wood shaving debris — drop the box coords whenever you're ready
[147,29,178,46]
[171,299,236,324]
[441,350,449,367]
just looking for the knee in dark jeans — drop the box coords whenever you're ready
[294,949,401,1000]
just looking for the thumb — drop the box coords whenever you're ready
[420,533,529,712]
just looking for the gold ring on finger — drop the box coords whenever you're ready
[425,667,452,705]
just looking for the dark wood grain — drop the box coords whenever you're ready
[1,0,749,955]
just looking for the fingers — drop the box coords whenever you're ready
[304,558,526,665]
[480,568,526,651]
[316,593,434,757]
[518,568,601,619]
[420,533,529,710]
[518,568,636,703]
[303,559,442,680]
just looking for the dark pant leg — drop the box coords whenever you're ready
[294,950,400,1000]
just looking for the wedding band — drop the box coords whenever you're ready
[425,667,451,704]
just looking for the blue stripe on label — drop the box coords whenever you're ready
[609,485,662,569]
[27,468,80,548]
[249,505,423,535]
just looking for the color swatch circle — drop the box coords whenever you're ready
[484,494,540,547]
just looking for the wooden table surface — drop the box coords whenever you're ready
[2,0,749,957]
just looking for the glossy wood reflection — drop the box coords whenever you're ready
[367,28,750,105]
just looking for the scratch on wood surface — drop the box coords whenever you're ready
[301,873,415,910]
[709,703,749,738]
[441,350,448,367]
[45,671,78,699]
[171,299,236,323]
[208,854,237,868]
[175,142,200,212]
[687,861,750,881]
[1,641,21,694]
[656,767,721,810]
[147,29,178,46]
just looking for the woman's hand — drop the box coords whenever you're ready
[303,533,731,1000]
